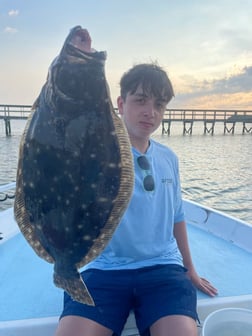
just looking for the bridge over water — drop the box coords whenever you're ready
[1,104,252,136]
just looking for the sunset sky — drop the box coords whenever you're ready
[1,0,251,109]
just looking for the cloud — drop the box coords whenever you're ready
[210,66,252,94]
[176,65,252,98]
[171,66,252,109]
[8,9,19,17]
[4,26,18,34]
[173,92,252,110]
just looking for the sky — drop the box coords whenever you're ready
[0,0,252,109]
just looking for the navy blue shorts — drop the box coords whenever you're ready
[60,264,198,336]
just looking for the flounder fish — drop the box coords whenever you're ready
[14,26,134,305]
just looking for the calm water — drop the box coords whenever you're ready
[0,119,251,224]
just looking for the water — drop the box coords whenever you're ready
[0,120,251,224]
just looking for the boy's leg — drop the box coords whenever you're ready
[55,315,113,336]
[134,264,198,336]
[55,268,133,336]
[150,315,197,336]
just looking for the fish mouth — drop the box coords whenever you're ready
[68,26,92,53]
[62,26,106,62]
[48,25,107,103]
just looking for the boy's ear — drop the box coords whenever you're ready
[117,96,124,116]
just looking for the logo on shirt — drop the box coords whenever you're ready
[161,178,173,185]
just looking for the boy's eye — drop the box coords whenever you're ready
[136,97,146,104]
[155,101,166,111]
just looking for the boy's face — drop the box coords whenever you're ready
[117,86,167,141]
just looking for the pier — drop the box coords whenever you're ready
[1,104,252,136]
[162,109,252,135]
[0,104,31,136]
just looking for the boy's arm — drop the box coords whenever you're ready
[174,220,218,297]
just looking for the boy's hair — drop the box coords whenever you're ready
[119,63,174,103]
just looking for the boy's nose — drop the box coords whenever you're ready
[143,102,155,117]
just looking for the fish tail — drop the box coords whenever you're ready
[54,273,95,306]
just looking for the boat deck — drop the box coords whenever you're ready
[1,207,252,322]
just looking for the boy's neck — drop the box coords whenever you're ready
[130,136,150,154]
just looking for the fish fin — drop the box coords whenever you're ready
[54,273,95,306]
[14,111,54,264]
[14,180,54,263]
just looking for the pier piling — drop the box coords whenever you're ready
[183,121,193,135]
[162,120,171,135]
[204,121,215,135]
[4,117,11,136]
[242,122,252,134]
[224,122,235,135]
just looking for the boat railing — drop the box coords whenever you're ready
[0,182,16,202]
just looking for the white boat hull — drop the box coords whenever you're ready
[1,184,252,335]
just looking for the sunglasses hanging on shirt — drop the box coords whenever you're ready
[137,156,155,192]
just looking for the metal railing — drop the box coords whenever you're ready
[0,104,32,120]
[162,109,252,122]
[1,105,252,121]
[0,182,16,202]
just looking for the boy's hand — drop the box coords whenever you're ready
[187,268,218,297]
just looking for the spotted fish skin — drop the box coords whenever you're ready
[14,26,133,305]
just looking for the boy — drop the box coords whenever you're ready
[56,63,217,336]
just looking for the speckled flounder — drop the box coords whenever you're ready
[14,26,133,305]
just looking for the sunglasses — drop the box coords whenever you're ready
[137,156,155,192]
